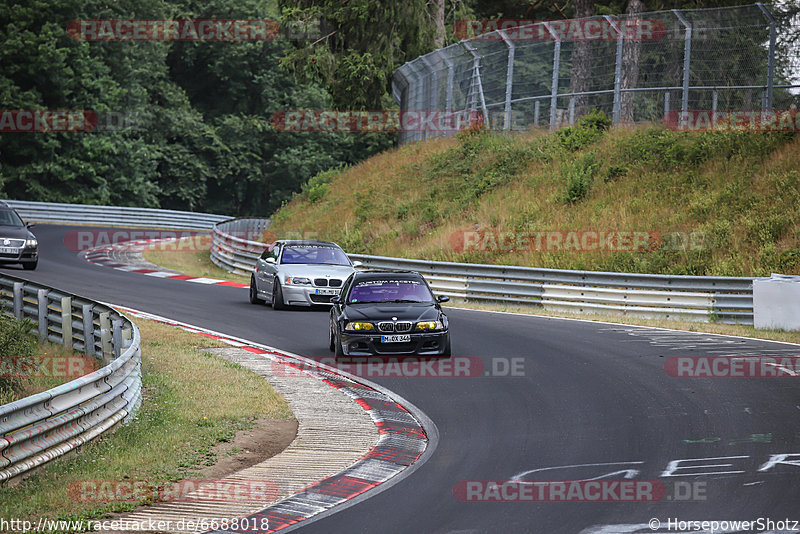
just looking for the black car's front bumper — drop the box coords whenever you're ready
[339,330,449,356]
[0,246,37,264]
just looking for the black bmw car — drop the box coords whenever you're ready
[329,270,451,357]
[0,201,38,270]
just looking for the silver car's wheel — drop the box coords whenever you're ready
[249,276,262,304]
[272,278,286,310]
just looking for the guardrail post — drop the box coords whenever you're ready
[37,289,48,341]
[82,304,95,357]
[99,312,113,363]
[12,282,23,320]
[112,319,123,358]
[61,297,73,350]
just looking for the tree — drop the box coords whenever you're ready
[569,0,595,119]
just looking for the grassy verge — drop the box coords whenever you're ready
[141,235,250,284]
[268,115,800,277]
[0,317,293,531]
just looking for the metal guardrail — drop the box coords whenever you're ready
[0,274,142,482]
[5,200,230,230]
[211,218,754,324]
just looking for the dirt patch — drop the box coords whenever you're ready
[198,417,298,480]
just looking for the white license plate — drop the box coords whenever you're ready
[381,334,411,343]
[315,288,339,295]
[0,247,18,254]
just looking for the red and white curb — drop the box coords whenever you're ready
[82,239,248,288]
[112,306,433,534]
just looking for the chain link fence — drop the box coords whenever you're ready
[393,3,800,144]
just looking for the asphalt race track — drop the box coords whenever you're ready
[8,224,800,534]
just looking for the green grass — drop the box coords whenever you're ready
[267,116,800,277]
[0,318,292,531]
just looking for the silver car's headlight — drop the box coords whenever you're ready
[286,277,311,285]
[25,239,38,248]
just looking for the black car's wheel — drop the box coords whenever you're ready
[334,328,345,358]
[272,278,286,310]
[22,260,37,271]
[329,320,336,352]
[249,276,262,304]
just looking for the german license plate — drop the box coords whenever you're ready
[0,247,17,254]
[315,288,339,295]
[381,334,411,343]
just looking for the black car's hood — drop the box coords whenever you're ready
[0,226,33,240]
[343,302,441,322]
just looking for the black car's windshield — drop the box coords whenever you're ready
[280,245,350,266]
[348,279,433,304]
[0,209,24,228]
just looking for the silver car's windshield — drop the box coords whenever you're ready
[0,209,24,228]
[280,245,350,266]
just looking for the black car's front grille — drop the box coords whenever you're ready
[376,342,415,353]
[328,279,342,287]
[378,322,394,332]
[314,278,328,287]
[395,322,412,332]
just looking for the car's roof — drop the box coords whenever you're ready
[352,270,424,281]
[277,239,341,247]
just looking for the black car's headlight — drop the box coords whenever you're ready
[25,239,37,248]
[415,320,444,331]
[344,321,375,332]
[286,277,311,285]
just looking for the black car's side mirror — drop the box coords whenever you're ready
[330,296,342,304]
[437,295,450,303]
[25,222,36,229]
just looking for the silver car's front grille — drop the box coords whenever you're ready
[328,279,342,287]
[378,322,394,332]
[314,278,328,287]
[395,322,412,332]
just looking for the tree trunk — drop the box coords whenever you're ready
[569,0,595,121]
[620,0,643,124]
[432,0,446,48]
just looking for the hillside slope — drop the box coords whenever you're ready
[269,117,800,277]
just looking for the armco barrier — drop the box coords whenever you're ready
[6,200,230,230]
[211,218,754,324]
[0,274,141,482]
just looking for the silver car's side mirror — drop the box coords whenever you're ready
[265,257,276,264]
[352,260,363,268]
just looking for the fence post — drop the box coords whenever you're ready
[421,55,437,140]
[438,49,454,113]
[460,41,489,125]
[37,289,48,342]
[61,297,73,349]
[604,15,624,125]
[543,22,561,130]
[498,29,516,131]
[82,304,95,357]
[13,282,23,320]
[664,92,670,118]
[672,9,692,113]
[534,100,541,126]
[757,3,776,110]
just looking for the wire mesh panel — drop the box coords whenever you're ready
[394,3,799,143]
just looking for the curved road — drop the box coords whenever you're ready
[8,225,800,533]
